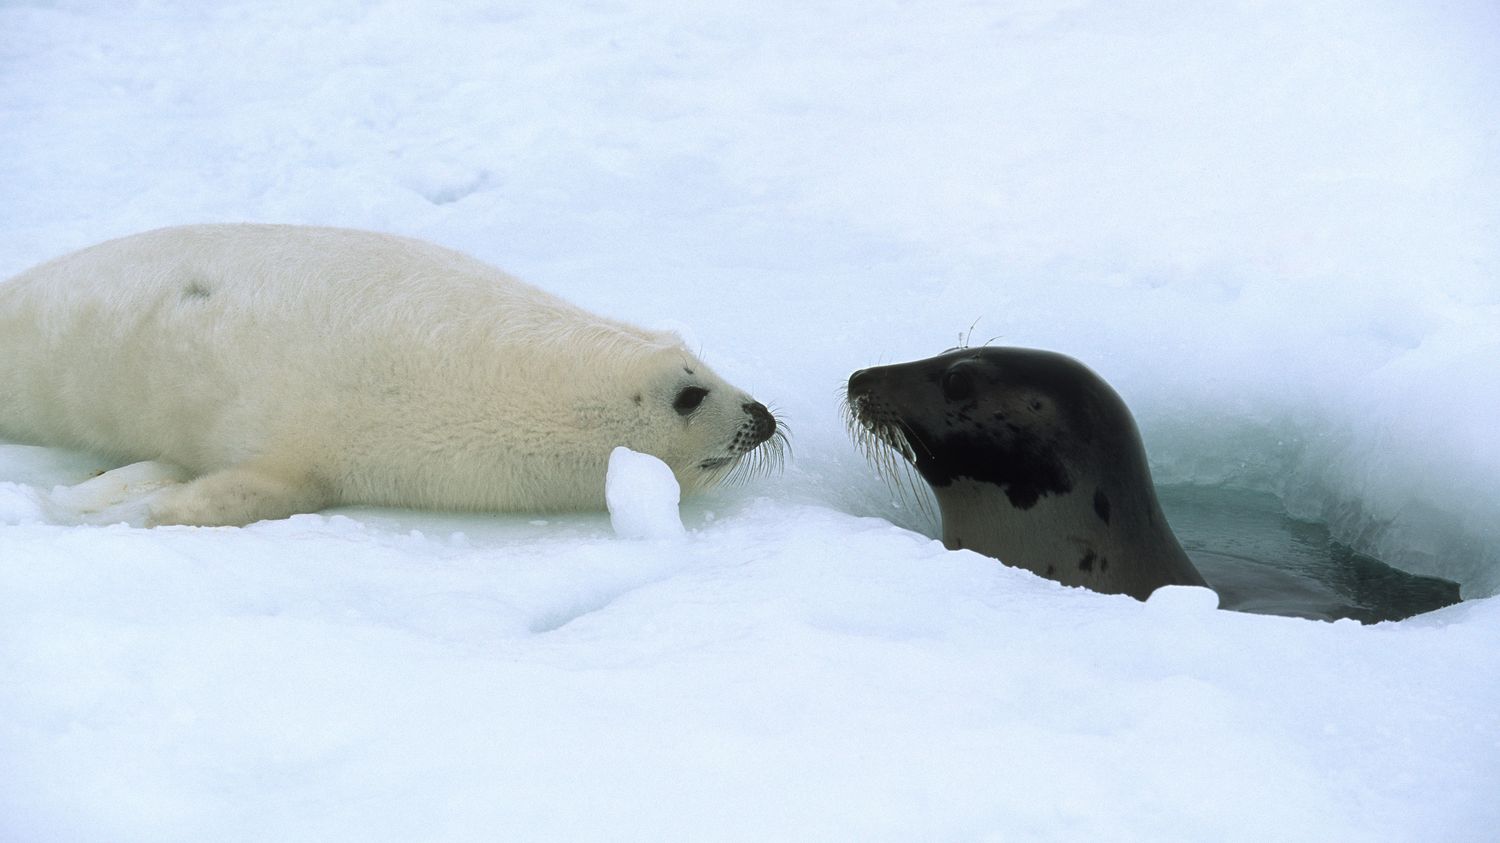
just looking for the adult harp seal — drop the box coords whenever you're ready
[846,346,1205,600]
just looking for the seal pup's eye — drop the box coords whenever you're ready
[940,369,974,402]
[674,386,710,416]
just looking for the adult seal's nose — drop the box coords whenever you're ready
[847,367,874,397]
[743,401,776,444]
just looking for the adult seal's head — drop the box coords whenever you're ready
[845,346,1207,600]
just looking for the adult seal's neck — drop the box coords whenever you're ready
[933,478,1205,601]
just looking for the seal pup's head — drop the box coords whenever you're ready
[612,335,786,495]
[484,315,784,511]
[844,346,1206,600]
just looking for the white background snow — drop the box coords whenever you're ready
[2,1,1498,840]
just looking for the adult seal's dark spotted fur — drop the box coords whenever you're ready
[845,346,1207,600]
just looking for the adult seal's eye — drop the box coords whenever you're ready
[674,386,709,415]
[940,368,973,402]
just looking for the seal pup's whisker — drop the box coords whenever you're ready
[722,426,789,487]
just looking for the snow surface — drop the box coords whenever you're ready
[606,447,686,540]
[2,0,1498,839]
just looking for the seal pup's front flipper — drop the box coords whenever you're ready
[146,459,332,527]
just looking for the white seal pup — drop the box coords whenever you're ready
[845,346,1206,600]
[0,224,783,526]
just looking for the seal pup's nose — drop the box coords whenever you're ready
[743,401,776,444]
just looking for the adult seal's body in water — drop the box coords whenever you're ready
[0,224,783,526]
[845,346,1206,600]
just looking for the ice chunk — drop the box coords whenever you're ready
[606,447,686,540]
[1145,584,1222,615]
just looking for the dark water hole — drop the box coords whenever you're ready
[1158,485,1461,623]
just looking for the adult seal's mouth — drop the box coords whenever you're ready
[845,371,923,466]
